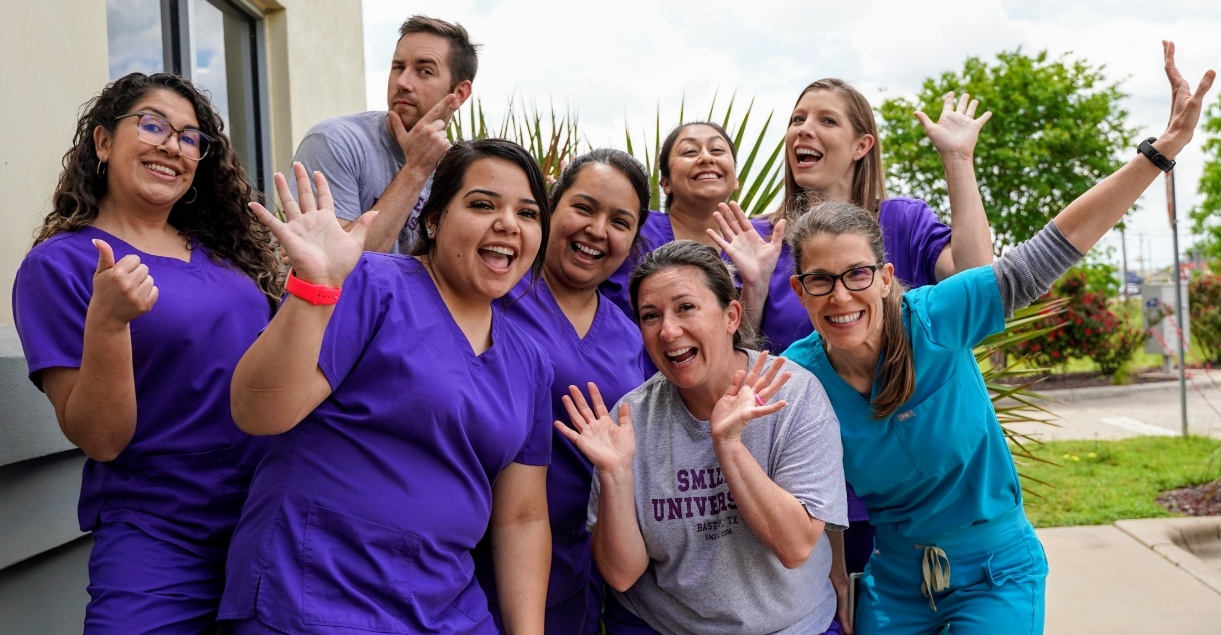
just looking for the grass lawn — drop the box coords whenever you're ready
[1015,436,1221,528]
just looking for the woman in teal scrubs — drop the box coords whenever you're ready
[782,42,1212,635]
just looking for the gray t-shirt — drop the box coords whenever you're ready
[589,350,848,635]
[292,110,432,254]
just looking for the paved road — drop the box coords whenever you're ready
[1007,369,1221,442]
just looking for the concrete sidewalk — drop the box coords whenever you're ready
[1037,523,1221,634]
[1010,371,1221,633]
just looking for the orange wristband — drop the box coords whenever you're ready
[285,268,341,305]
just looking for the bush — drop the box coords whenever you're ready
[1190,274,1221,363]
[1012,270,1145,373]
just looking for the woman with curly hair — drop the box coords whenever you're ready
[13,72,282,634]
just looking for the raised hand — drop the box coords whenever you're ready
[1157,40,1216,156]
[555,382,636,473]
[706,201,786,288]
[915,92,992,162]
[710,352,792,444]
[390,93,460,177]
[248,163,375,288]
[88,238,158,325]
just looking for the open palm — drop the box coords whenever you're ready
[249,162,376,288]
[916,92,992,162]
[556,383,636,473]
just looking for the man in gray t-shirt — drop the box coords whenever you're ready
[589,351,848,635]
[293,15,478,254]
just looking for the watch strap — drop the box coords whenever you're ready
[1137,137,1175,173]
[285,268,342,305]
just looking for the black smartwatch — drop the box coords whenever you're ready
[1138,137,1175,172]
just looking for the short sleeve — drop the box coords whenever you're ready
[880,198,951,288]
[293,131,364,223]
[769,367,848,529]
[907,266,1005,351]
[13,250,91,386]
[315,257,388,390]
[512,349,555,467]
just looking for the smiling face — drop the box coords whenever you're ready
[661,124,739,210]
[786,89,874,203]
[427,157,544,303]
[636,266,742,394]
[545,163,642,293]
[93,88,198,214]
[790,232,893,354]
[386,31,458,132]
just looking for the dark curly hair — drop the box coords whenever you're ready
[35,72,283,303]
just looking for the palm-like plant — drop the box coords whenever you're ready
[977,297,1070,498]
[622,91,786,215]
[449,94,584,183]
[449,91,786,216]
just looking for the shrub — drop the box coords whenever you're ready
[1012,270,1144,373]
[1190,274,1221,363]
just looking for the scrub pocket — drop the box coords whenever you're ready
[302,504,422,633]
[892,383,988,478]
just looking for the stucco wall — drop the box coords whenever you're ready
[0,1,364,631]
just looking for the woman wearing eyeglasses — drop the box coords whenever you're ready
[13,72,281,634]
[782,42,1212,634]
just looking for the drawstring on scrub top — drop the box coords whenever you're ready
[914,544,951,611]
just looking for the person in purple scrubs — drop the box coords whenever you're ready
[13,72,282,634]
[218,139,553,635]
[477,149,649,634]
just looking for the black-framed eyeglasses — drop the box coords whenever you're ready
[115,112,213,160]
[795,264,881,296]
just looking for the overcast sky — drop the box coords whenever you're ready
[360,0,1221,272]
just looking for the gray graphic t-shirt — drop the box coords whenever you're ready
[589,351,847,635]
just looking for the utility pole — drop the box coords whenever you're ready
[1121,227,1130,301]
[1167,170,1188,437]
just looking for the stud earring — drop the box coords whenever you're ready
[426,226,436,238]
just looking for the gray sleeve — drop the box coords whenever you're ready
[293,130,364,223]
[992,221,1085,317]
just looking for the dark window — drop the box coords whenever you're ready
[105,0,269,191]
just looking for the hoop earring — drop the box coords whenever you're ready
[97,161,107,177]
[181,187,198,205]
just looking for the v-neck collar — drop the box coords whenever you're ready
[413,257,501,371]
[533,277,610,350]
[81,225,202,274]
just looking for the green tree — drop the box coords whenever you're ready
[880,50,1135,251]
[1189,97,1221,259]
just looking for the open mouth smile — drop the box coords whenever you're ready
[794,147,824,166]
[479,245,517,271]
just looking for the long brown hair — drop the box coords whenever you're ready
[788,200,913,419]
[36,72,283,303]
[777,78,887,223]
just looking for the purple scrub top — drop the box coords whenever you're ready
[13,226,271,558]
[600,210,674,319]
[218,254,554,635]
[481,277,646,630]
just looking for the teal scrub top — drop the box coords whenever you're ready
[785,266,1022,542]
